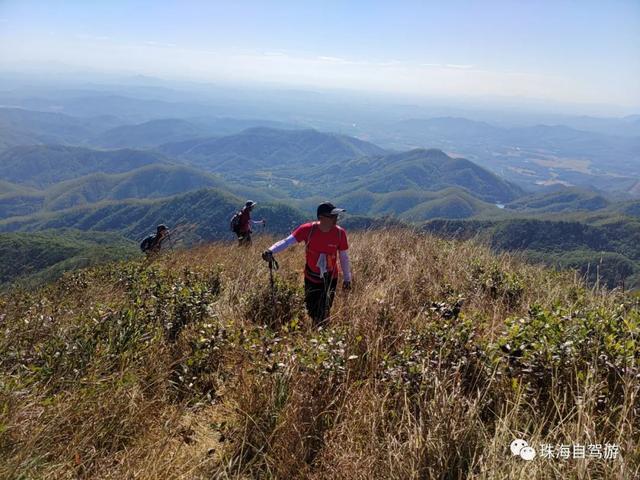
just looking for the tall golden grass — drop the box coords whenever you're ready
[0,229,637,479]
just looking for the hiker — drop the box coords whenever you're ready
[231,200,266,246]
[140,224,170,256]
[262,202,352,326]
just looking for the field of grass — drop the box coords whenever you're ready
[0,230,638,478]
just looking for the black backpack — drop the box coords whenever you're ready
[140,234,156,252]
[230,211,242,233]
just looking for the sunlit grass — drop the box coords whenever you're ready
[0,230,637,478]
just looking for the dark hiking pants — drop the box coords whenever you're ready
[237,231,252,246]
[304,276,338,327]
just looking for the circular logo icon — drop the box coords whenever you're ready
[510,439,528,456]
[519,446,536,461]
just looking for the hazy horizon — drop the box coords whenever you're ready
[1,0,639,114]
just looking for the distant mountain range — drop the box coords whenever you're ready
[547,114,640,138]
[1,96,639,290]
[0,108,120,150]
[159,127,387,173]
[94,118,208,148]
[1,126,636,227]
[0,128,527,225]
[93,117,298,149]
[0,107,302,152]
[3,103,638,197]
[373,116,640,193]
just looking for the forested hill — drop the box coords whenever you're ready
[0,188,306,240]
[0,229,137,290]
[0,145,171,188]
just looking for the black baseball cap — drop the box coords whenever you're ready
[157,224,168,232]
[245,200,257,208]
[317,201,346,218]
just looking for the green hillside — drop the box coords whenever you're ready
[336,187,497,221]
[328,149,523,203]
[0,179,36,196]
[162,127,388,172]
[0,188,307,242]
[423,216,640,289]
[0,107,120,151]
[0,164,228,219]
[239,147,523,203]
[613,199,640,218]
[94,118,208,148]
[505,187,610,213]
[0,192,43,219]
[44,164,225,211]
[0,181,43,218]
[0,145,172,188]
[0,229,137,289]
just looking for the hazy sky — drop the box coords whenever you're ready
[1,0,639,108]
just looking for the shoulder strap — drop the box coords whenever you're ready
[305,223,318,262]
[306,222,317,246]
[306,223,342,249]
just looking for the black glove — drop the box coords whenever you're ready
[343,280,352,290]
[262,250,273,262]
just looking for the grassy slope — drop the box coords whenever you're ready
[0,230,637,478]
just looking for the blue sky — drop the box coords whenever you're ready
[0,0,638,107]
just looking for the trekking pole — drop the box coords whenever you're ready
[268,256,279,315]
[321,274,331,326]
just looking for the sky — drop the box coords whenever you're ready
[0,0,639,109]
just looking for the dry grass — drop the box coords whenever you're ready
[1,229,638,479]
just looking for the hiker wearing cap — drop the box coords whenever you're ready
[140,224,170,256]
[232,200,266,246]
[262,202,352,326]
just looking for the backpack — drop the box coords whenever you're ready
[230,211,242,233]
[140,234,156,252]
